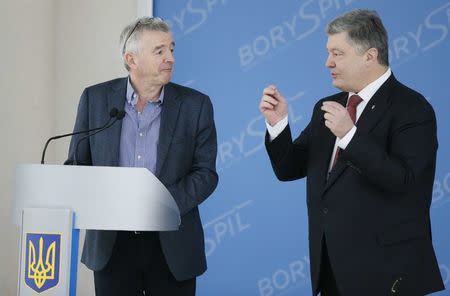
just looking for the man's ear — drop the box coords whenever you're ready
[124,52,137,70]
[366,47,379,64]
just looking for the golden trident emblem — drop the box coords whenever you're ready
[27,237,56,289]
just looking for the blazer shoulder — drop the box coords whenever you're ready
[85,77,127,93]
[313,91,346,110]
[167,82,209,101]
[322,91,346,102]
[390,80,435,118]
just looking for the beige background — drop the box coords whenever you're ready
[0,1,151,294]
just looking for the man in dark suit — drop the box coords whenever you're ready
[259,9,444,296]
[65,17,218,296]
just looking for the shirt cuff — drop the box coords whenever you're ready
[266,116,288,141]
[337,126,357,149]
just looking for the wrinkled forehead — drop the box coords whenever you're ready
[326,31,353,50]
[139,30,175,48]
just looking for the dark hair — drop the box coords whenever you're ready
[327,9,389,66]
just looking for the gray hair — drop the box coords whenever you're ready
[326,9,389,66]
[119,16,171,71]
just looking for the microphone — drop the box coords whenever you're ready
[40,108,119,164]
[73,110,126,165]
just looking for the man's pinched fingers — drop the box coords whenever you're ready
[324,119,333,129]
[323,101,344,110]
[323,112,334,121]
[260,100,275,111]
[321,104,337,115]
[261,94,279,106]
[264,85,286,102]
[263,85,277,96]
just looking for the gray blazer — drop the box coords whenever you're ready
[65,78,218,280]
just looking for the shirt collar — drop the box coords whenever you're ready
[126,77,165,106]
[348,68,392,104]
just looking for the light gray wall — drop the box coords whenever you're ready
[54,1,137,161]
[0,1,56,295]
[0,1,144,295]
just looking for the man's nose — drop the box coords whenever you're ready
[325,55,335,68]
[165,51,175,63]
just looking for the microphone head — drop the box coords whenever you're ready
[109,107,119,118]
[116,110,126,120]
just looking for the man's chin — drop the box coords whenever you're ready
[162,73,172,82]
[161,75,172,85]
[331,80,348,92]
[331,80,341,89]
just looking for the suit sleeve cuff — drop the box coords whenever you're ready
[266,116,288,141]
[337,126,357,150]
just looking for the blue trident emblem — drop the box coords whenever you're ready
[25,233,61,293]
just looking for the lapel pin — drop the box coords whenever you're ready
[371,105,376,110]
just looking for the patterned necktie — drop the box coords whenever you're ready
[331,94,363,169]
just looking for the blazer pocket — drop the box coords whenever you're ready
[377,218,428,246]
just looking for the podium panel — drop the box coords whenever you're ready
[18,208,78,296]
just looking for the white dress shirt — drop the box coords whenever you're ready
[266,68,392,172]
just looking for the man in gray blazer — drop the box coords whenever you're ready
[65,17,218,296]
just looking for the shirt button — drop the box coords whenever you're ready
[139,133,143,137]
[322,208,328,214]
[137,155,141,160]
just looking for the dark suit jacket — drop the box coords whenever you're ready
[65,78,218,281]
[266,75,444,295]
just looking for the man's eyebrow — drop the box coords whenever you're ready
[327,47,343,52]
[153,42,175,52]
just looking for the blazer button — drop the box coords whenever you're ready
[322,208,329,214]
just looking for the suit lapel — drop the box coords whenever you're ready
[321,158,348,196]
[352,74,395,135]
[320,74,396,196]
[156,83,182,176]
[316,93,348,187]
[106,78,127,166]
